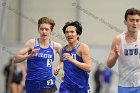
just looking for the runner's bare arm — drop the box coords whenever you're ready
[107,35,121,68]
[13,39,37,63]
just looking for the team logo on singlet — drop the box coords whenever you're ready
[135,45,138,47]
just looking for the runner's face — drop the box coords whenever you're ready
[124,14,140,33]
[38,23,52,40]
[65,26,79,44]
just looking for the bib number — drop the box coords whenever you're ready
[87,89,91,93]
[47,79,54,85]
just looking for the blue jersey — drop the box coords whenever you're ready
[62,42,89,89]
[26,39,55,81]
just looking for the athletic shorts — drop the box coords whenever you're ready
[25,80,57,93]
[118,86,140,93]
[59,82,91,93]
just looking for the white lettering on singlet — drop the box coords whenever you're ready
[124,48,138,56]
[35,53,52,58]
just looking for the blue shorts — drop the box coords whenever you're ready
[118,86,140,93]
[25,80,57,93]
[59,82,90,93]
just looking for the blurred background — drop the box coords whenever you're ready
[0,0,140,93]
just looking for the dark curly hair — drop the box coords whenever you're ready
[62,21,82,35]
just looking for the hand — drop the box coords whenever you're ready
[21,80,25,87]
[54,66,60,76]
[29,48,40,57]
[63,53,73,61]
[115,45,120,56]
